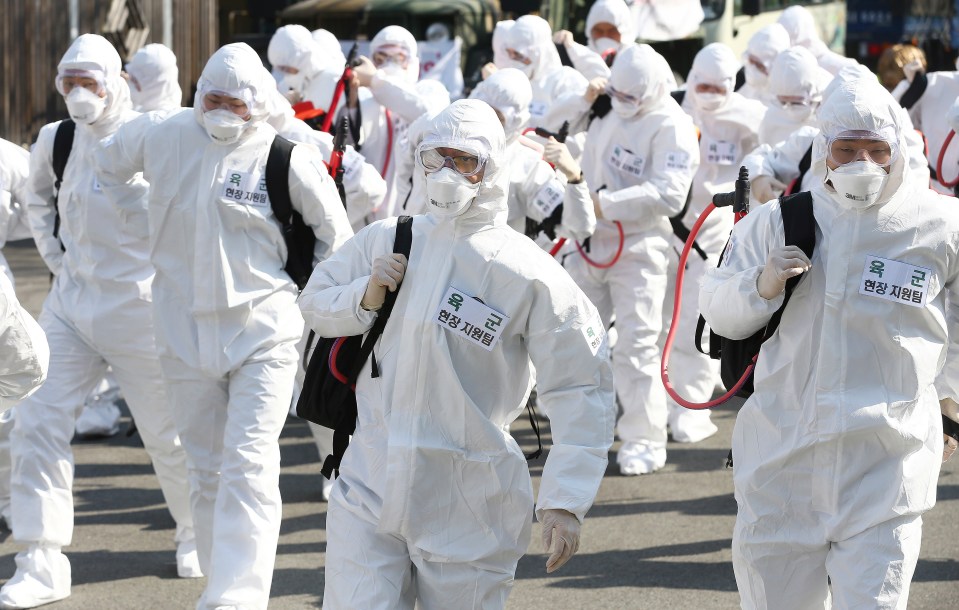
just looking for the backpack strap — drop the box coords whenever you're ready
[734,66,746,92]
[898,71,928,111]
[555,42,574,68]
[762,191,814,340]
[52,119,76,252]
[786,144,814,196]
[670,89,686,106]
[266,135,295,227]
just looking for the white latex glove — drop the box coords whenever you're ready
[903,59,924,83]
[361,253,407,311]
[541,508,581,574]
[941,398,959,462]
[543,137,581,181]
[553,30,574,46]
[757,245,811,300]
[481,62,498,80]
[353,56,376,88]
[585,77,608,104]
[751,175,787,204]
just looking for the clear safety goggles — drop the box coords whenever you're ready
[416,144,487,177]
[606,84,639,105]
[775,95,820,110]
[744,53,771,75]
[199,87,254,116]
[505,48,532,65]
[55,69,106,96]
[372,44,410,68]
[826,129,899,168]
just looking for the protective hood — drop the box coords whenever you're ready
[268,24,326,78]
[125,43,182,112]
[57,33,131,135]
[744,23,791,72]
[778,5,827,54]
[497,15,561,82]
[469,68,532,144]
[608,44,672,116]
[193,43,273,135]
[586,0,635,51]
[418,99,508,229]
[820,64,876,113]
[814,79,907,208]
[311,28,347,72]
[767,46,825,103]
[370,25,420,85]
[686,43,741,111]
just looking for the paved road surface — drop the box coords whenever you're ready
[3,240,956,608]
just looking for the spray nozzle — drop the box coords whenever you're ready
[712,166,751,219]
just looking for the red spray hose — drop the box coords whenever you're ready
[575,221,625,268]
[936,129,959,188]
[660,202,755,409]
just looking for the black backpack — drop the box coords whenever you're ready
[51,119,76,252]
[695,191,816,397]
[296,216,413,479]
[264,135,319,290]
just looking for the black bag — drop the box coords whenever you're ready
[264,135,317,290]
[296,216,414,478]
[695,191,816,397]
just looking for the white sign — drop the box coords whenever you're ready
[704,138,738,166]
[581,312,606,356]
[529,100,548,119]
[532,181,564,218]
[221,168,270,207]
[433,286,510,351]
[662,151,692,173]
[609,145,646,178]
[859,255,931,308]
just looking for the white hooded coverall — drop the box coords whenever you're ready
[298,99,615,609]
[670,43,765,436]
[556,0,635,82]
[269,24,343,115]
[569,45,700,466]
[5,33,195,605]
[494,16,592,136]
[0,272,47,413]
[758,46,827,148]
[96,43,354,609]
[468,68,595,243]
[895,70,959,196]
[0,138,32,284]
[738,24,791,103]
[778,5,858,76]
[701,79,959,610]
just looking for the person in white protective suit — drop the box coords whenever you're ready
[700,77,959,610]
[0,139,33,528]
[891,60,959,196]
[552,0,635,82]
[298,99,615,610]
[744,64,930,204]
[94,43,354,609]
[757,46,828,147]
[346,25,449,221]
[268,24,341,113]
[778,5,857,76]
[491,16,592,136]
[1,34,199,610]
[565,45,700,474]
[737,24,791,102]
[467,68,595,244]
[123,43,182,112]
[667,43,765,443]
[311,28,346,72]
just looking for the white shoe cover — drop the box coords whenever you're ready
[74,401,122,439]
[176,540,203,578]
[0,546,70,609]
[670,409,719,444]
[617,441,666,476]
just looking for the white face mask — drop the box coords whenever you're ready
[590,37,619,55]
[425,167,480,219]
[65,87,107,124]
[277,72,305,96]
[826,160,889,210]
[202,109,249,145]
[380,62,405,79]
[744,63,768,90]
[128,81,148,109]
[694,91,726,112]
[503,58,534,79]
[611,97,642,119]
[778,103,816,124]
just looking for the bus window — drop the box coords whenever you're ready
[702,0,726,20]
